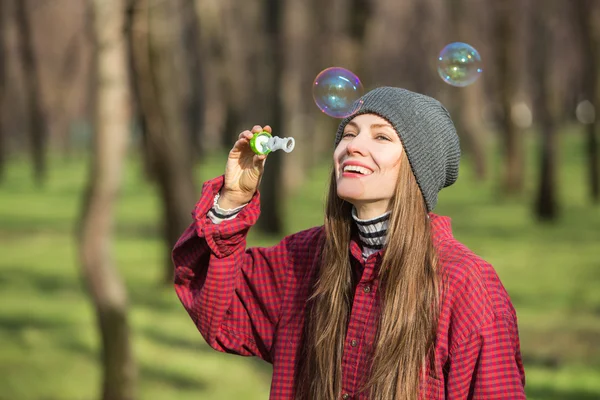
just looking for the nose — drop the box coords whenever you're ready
[346,134,368,156]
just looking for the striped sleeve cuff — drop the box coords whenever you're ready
[207,192,248,224]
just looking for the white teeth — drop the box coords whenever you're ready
[343,165,372,175]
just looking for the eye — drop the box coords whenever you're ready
[375,134,391,141]
[342,131,357,138]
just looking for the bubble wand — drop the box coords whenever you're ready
[249,131,295,155]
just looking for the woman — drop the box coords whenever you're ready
[172,87,526,399]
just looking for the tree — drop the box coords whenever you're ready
[531,0,559,220]
[255,0,284,234]
[194,0,229,153]
[495,0,525,193]
[0,0,7,181]
[127,0,199,283]
[363,0,415,88]
[278,0,315,193]
[447,0,489,182]
[311,0,371,164]
[14,0,48,186]
[575,0,600,203]
[78,0,136,399]
[180,0,204,163]
[218,0,285,234]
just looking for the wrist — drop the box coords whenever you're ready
[217,190,251,209]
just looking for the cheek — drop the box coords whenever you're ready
[371,155,402,188]
[333,143,345,159]
[376,153,402,172]
[333,147,345,170]
[390,157,402,173]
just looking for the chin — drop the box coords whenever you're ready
[336,189,363,205]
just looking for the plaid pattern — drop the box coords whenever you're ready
[173,176,526,399]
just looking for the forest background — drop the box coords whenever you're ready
[0,0,599,399]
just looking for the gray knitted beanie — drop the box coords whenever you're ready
[335,86,461,212]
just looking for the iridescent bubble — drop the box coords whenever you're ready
[312,67,364,118]
[437,42,483,87]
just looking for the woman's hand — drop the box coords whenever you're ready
[218,125,271,209]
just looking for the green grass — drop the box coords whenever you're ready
[1,128,599,400]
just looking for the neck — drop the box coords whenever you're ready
[352,207,390,259]
[353,202,390,220]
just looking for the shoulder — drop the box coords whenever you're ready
[439,239,513,312]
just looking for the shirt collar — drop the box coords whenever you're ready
[351,207,390,260]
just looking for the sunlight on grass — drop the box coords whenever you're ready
[0,130,599,399]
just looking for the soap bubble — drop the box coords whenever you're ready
[312,67,364,118]
[437,42,483,87]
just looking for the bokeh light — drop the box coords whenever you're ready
[576,100,596,124]
[437,42,483,87]
[312,67,364,118]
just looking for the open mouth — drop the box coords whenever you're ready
[342,165,373,176]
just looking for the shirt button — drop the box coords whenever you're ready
[363,285,371,293]
[351,339,358,347]
[342,394,350,399]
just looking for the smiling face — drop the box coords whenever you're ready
[333,113,404,219]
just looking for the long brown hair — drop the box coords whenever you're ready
[295,150,440,399]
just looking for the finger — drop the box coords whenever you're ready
[263,125,272,134]
[238,130,253,140]
[251,125,263,134]
[232,137,251,151]
[253,153,266,163]
[254,154,267,173]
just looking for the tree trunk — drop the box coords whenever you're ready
[78,0,136,399]
[180,0,204,162]
[220,0,255,143]
[446,0,488,181]
[127,0,199,283]
[496,0,524,193]
[310,0,372,164]
[531,1,558,221]
[460,84,488,180]
[586,111,600,203]
[363,0,414,87]
[0,0,6,181]
[255,0,284,234]
[279,0,315,193]
[219,0,285,234]
[575,0,600,203]
[15,0,47,186]
[195,0,228,153]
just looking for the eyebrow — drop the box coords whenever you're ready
[370,123,393,129]
[344,122,393,130]
[345,121,359,130]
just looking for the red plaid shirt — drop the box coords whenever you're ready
[173,176,526,399]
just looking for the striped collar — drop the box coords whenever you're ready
[351,207,390,260]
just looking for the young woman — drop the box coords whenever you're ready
[172,87,526,399]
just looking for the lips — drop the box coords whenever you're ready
[341,161,374,176]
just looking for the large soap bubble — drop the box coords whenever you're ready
[437,42,483,87]
[312,67,364,118]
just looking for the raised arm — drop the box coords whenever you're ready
[173,125,291,362]
[173,174,298,362]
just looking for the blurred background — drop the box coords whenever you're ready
[0,0,599,399]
